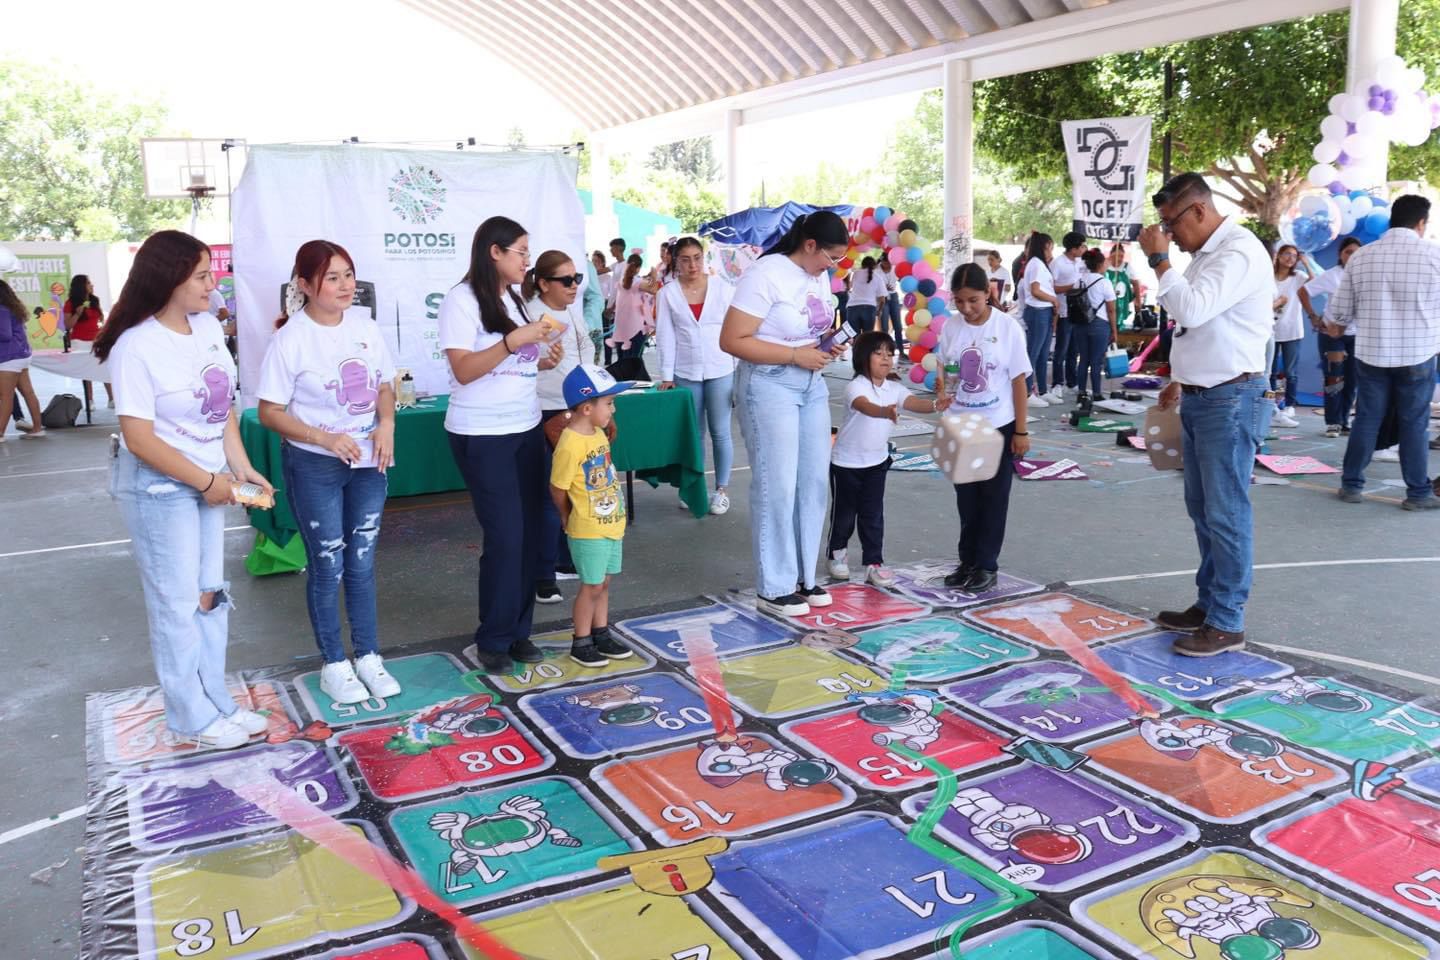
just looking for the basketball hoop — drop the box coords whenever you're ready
[140,138,246,235]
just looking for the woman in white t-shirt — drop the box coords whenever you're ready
[439,216,565,675]
[878,257,903,345]
[934,263,1033,594]
[1073,249,1120,400]
[845,257,886,335]
[720,211,850,617]
[523,249,592,599]
[93,230,274,750]
[826,330,949,586]
[657,236,738,515]
[1271,244,1311,415]
[1298,236,1362,436]
[256,240,400,706]
[1019,232,1061,405]
[985,250,1010,308]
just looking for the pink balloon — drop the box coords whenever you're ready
[859,215,877,233]
[830,276,845,293]
[885,230,900,247]
[912,262,934,283]
[918,330,938,349]
[929,316,946,336]
[884,213,904,231]
[908,364,927,384]
[887,246,908,265]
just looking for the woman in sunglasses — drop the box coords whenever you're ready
[524,249,594,603]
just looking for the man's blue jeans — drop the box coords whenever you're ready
[1180,375,1266,633]
[1341,357,1437,502]
[1022,306,1053,394]
[282,444,388,663]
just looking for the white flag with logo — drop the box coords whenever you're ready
[1061,116,1153,241]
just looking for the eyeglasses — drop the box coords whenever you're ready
[1159,202,1201,236]
[504,246,531,263]
[545,273,585,287]
[822,250,845,267]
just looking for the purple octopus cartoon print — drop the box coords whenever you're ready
[513,341,540,363]
[804,292,832,339]
[194,364,232,424]
[326,357,379,415]
[955,345,998,395]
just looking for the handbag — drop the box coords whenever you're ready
[1104,346,1129,379]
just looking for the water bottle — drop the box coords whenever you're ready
[399,370,416,407]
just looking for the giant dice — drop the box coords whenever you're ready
[931,413,1003,484]
[1142,403,1183,470]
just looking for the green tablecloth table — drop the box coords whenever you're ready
[239,389,708,575]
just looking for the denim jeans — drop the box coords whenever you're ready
[1317,331,1356,428]
[1075,322,1111,396]
[846,304,878,335]
[1179,375,1266,633]
[1341,357,1437,501]
[110,449,237,736]
[1272,338,1302,408]
[884,293,903,343]
[1051,319,1079,390]
[282,443,388,663]
[1022,305,1053,394]
[448,426,547,653]
[674,374,735,489]
[736,361,830,598]
[537,409,575,583]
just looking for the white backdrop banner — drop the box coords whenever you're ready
[1060,116,1153,241]
[232,144,584,405]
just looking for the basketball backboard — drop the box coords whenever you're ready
[140,139,247,199]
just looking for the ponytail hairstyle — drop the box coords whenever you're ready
[1082,248,1107,274]
[277,239,356,328]
[950,262,990,295]
[763,210,849,258]
[862,256,877,283]
[621,253,643,290]
[671,235,703,261]
[1024,232,1054,270]
[92,230,210,362]
[521,250,576,301]
[463,216,530,335]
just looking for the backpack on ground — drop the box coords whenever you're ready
[41,393,83,428]
[1066,277,1102,325]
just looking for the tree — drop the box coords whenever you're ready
[647,137,720,184]
[749,161,877,210]
[0,59,188,241]
[974,4,1440,227]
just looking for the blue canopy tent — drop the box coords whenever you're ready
[698,202,856,250]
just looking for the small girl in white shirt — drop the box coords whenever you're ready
[827,331,949,586]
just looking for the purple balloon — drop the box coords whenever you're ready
[1369,83,1383,97]
[1328,181,1346,195]
[903,292,917,309]
[1336,151,1351,166]
[1346,121,1358,135]
[1369,95,1386,110]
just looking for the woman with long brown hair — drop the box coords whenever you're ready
[95,230,274,749]
[0,281,45,441]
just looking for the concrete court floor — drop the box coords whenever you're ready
[2,360,1438,958]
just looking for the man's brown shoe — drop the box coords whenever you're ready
[1173,624,1245,657]
[1155,605,1207,631]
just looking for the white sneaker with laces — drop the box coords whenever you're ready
[179,716,248,750]
[1047,385,1066,402]
[228,709,270,735]
[827,550,849,580]
[1374,447,1400,462]
[709,490,731,515]
[321,660,371,704]
[1273,412,1299,428]
[1028,394,1051,408]
[866,564,896,587]
[356,653,402,698]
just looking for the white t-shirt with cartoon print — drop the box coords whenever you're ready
[730,253,834,347]
[937,307,1033,429]
[111,314,235,472]
[256,307,396,464]
[437,284,540,436]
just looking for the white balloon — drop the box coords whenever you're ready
[1340,165,1371,190]
[1329,93,1350,114]
[1376,58,1406,88]
[1340,213,1358,234]
[1354,110,1386,138]
[0,247,18,273]
[1297,194,1327,215]
[1332,195,1353,214]
[1312,139,1340,164]
[1339,94,1369,122]
[1307,163,1337,187]
[1400,66,1427,94]
[1341,132,1373,159]
[1351,196,1373,218]
[1320,115,1349,141]
[1401,116,1432,147]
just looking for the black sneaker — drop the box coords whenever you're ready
[510,638,544,664]
[593,630,633,660]
[476,649,513,674]
[797,584,832,607]
[963,568,998,593]
[757,593,809,617]
[570,641,607,667]
[944,563,976,588]
[535,581,563,604]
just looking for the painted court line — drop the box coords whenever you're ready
[0,526,252,560]
[0,805,84,847]
[0,465,108,480]
[1068,556,1440,586]
[1262,644,1440,689]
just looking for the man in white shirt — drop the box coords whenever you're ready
[1046,232,1086,402]
[1139,173,1273,658]
[1329,194,1440,509]
[604,237,626,364]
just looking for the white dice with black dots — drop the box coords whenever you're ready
[1143,404,1184,471]
[931,413,1003,483]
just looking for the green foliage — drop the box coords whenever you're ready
[617,168,725,233]
[648,138,720,184]
[749,161,877,210]
[0,59,188,241]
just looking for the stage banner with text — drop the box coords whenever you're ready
[232,144,584,405]
[1061,116,1153,241]
[11,254,72,350]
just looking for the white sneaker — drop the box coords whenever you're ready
[1047,385,1066,402]
[178,716,247,750]
[355,653,402,698]
[866,564,896,587]
[20,428,45,439]
[1272,412,1299,428]
[321,660,371,704]
[227,709,270,735]
[827,550,849,580]
[709,490,731,515]
[1028,394,1051,408]
[1374,447,1401,462]
[757,593,810,617]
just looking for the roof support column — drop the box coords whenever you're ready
[942,57,974,279]
[1346,0,1398,190]
[720,109,743,215]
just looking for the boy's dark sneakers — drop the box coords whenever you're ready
[944,563,976,588]
[510,638,544,664]
[476,649,513,674]
[1155,605,1207,631]
[796,584,832,607]
[570,640,607,667]
[593,629,633,660]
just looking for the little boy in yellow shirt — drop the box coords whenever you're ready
[550,365,636,666]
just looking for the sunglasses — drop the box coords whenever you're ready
[545,274,585,287]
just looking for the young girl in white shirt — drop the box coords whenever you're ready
[94,230,274,749]
[846,257,886,334]
[1271,244,1311,417]
[1019,232,1060,407]
[827,331,949,586]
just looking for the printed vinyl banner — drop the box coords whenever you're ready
[232,144,585,405]
[1061,116,1153,241]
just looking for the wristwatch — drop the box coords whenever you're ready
[1147,252,1170,269]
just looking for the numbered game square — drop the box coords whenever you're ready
[709,645,888,718]
[102,681,297,764]
[963,592,1151,648]
[519,673,740,759]
[339,695,553,801]
[782,583,929,632]
[959,921,1111,959]
[943,661,1162,742]
[469,629,656,694]
[617,601,797,661]
[887,561,1042,609]
[309,934,449,960]
[903,765,1196,892]
[591,732,855,843]
[846,617,1035,683]
[295,653,487,728]
[780,697,1008,792]
[1095,632,1292,701]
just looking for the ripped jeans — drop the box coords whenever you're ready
[282,443,388,663]
[110,448,237,737]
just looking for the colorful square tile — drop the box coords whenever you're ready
[847,616,1035,683]
[709,646,888,718]
[958,920,1113,958]
[295,653,490,727]
[783,583,930,632]
[964,592,1151,649]
[944,661,1162,742]
[102,682,296,764]
[309,934,449,960]
[1095,631,1292,701]
[887,561,1042,609]
[519,673,739,759]
[617,601,797,662]
[469,629,656,694]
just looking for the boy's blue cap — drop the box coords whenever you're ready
[563,364,634,409]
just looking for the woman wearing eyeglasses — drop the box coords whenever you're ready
[440,217,565,674]
[524,249,593,603]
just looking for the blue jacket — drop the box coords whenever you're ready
[0,306,32,364]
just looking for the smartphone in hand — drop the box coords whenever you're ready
[818,324,854,353]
